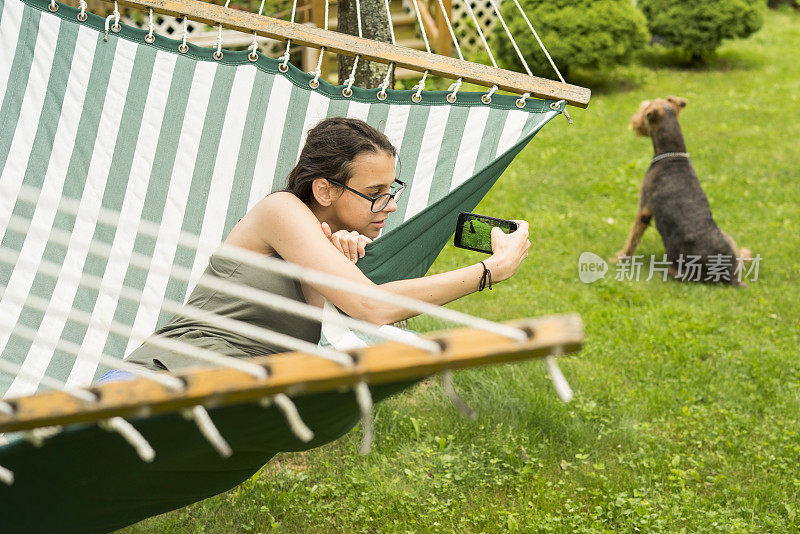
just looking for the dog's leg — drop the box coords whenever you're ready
[720,231,752,287]
[612,208,652,262]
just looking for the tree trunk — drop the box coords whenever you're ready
[337,0,395,89]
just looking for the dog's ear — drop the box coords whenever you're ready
[667,96,687,110]
[646,106,662,122]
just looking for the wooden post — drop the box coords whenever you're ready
[434,0,452,57]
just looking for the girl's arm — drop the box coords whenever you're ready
[231,193,530,325]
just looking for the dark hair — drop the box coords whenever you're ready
[283,117,398,205]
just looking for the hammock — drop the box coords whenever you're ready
[0,0,588,530]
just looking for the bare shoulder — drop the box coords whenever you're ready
[254,191,309,215]
[226,193,319,254]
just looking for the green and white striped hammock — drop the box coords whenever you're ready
[0,0,565,529]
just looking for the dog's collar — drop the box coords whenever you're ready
[650,152,690,165]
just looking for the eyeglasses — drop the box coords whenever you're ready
[327,178,406,213]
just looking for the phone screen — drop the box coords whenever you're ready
[454,212,518,254]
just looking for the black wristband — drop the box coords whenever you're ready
[478,261,493,291]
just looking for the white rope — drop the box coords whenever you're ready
[182,405,233,458]
[0,354,97,402]
[269,394,314,442]
[99,417,156,462]
[49,0,56,11]
[309,0,330,85]
[354,381,374,454]
[279,0,300,69]
[250,0,267,59]
[382,0,396,45]
[78,0,87,20]
[1,218,439,367]
[447,78,462,102]
[24,425,62,447]
[344,55,359,95]
[4,320,185,392]
[545,346,572,402]
[215,245,528,342]
[375,0,396,99]
[102,1,120,42]
[8,184,529,342]
[409,0,432,98]
[440,369,476,420]
[146,8,155,42]
[435,0,463,60]
[0,465,13,486]
[460,0,496,67]
[181,17,189,51]
[486,0,531,76]
[510,0,566,84]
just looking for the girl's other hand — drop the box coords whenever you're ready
[485,220,531,281]
[321,222,372,263]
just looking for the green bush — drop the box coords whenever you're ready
[638,0,764,60]
[493,0,649,77]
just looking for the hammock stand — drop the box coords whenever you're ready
[0,0,590,530]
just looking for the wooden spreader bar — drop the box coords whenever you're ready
[0,314,583,432]
[105,0,591,108]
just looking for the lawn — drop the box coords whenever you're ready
[121,8,800,533]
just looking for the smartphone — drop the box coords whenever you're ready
[453,212,519,254]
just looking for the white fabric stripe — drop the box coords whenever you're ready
[403,105,451,221]
[124,60,218,356]
[4,37,139,398]
[383,104,411,154]
[0,0,24,111]
[64,50,177,387]
[187,64,257,292]
[496,109,528,156]
[0,9,58,238]
[0,27,97,394]
[247,74,291,208]
[449,106,491,191]
[346,100,370,122]
[295,90,331,163]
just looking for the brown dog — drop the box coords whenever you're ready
[613,97,752,286]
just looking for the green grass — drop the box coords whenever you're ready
[120,10,800,533]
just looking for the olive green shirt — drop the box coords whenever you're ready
[126,251,321,372]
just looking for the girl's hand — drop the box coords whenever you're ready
[321,222,372,263]
[484,221,531,282]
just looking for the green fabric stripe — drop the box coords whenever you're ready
[325,97,349,119]
[35,35,120,384]
[222,69,276,235]
[272,84,310,191]
[104,55,198,362]
[20,19,78,188]
[366,103,390,134]
[473,108,508,173]
[159,63,237,326]
[0,0,6,27]
[385,105,430,231]
[426,105,470,204]
[0,5,40,176]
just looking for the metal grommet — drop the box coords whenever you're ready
[278,62,289,73]
[481,94,492,105]
[516,98,527,108]
[144,33,155,44]
[212,50,223,61]
[178,43,189,54]
[308,78,319,89]
[376,90,387,101]
[342,87,353,98]
[77,12,87,21]
[550,101,560,110]
[411,93,422,103]
[248,51,258,62]
[446,93,457,104]
[111,23,121,33]
[48,2,58,12]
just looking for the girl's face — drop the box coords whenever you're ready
[328,151,399,240]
